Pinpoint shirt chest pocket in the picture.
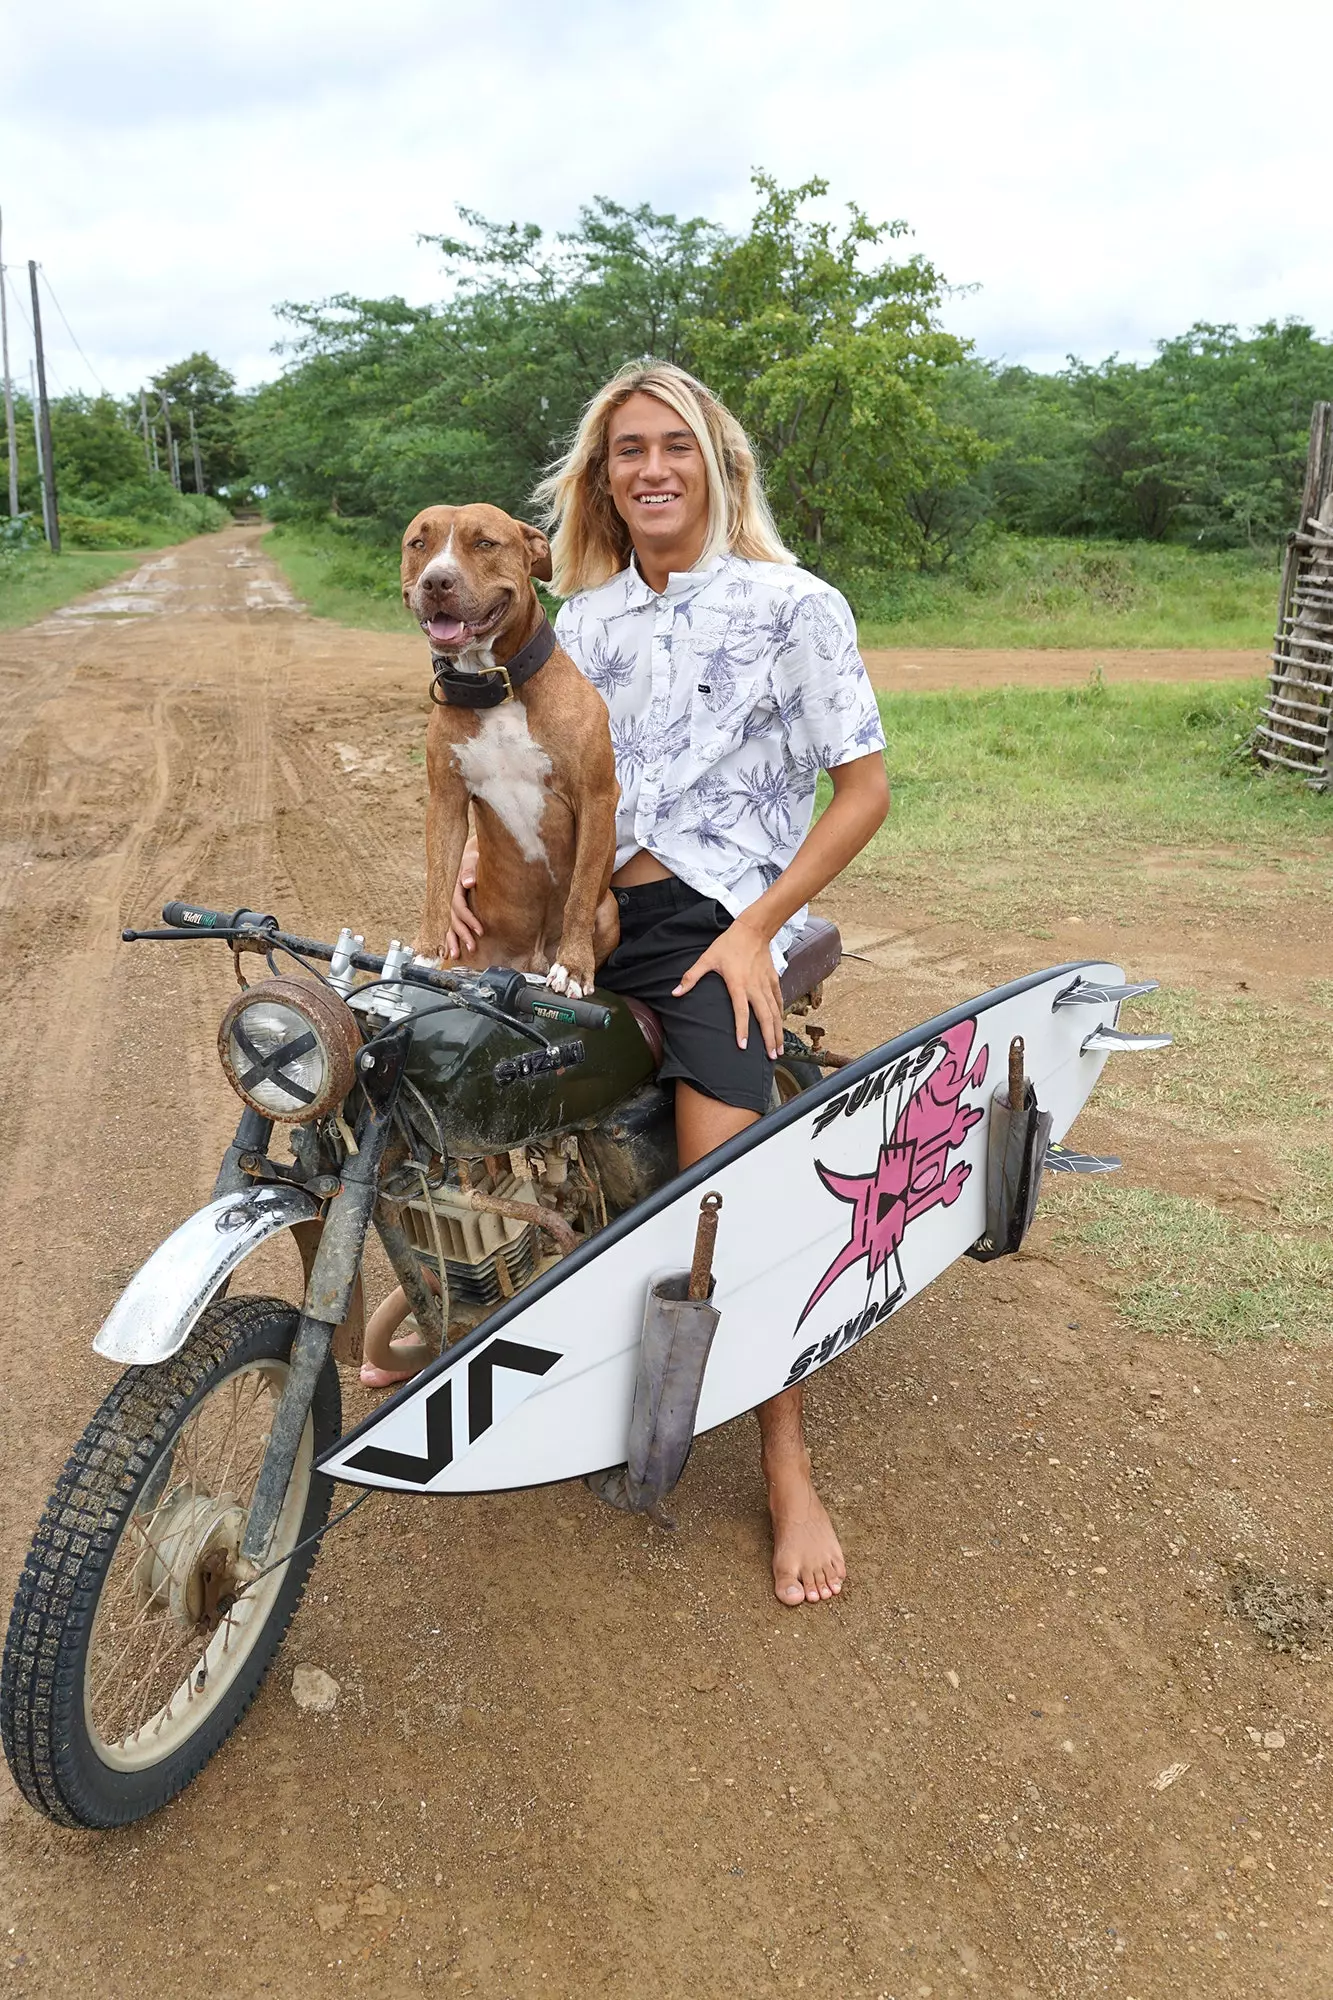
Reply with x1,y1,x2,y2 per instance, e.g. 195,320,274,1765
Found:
687,666,774,763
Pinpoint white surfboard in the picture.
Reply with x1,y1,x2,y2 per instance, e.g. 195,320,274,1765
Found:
318,961,1133,1494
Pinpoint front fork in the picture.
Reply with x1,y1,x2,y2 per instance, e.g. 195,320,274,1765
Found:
237,1025,412,1571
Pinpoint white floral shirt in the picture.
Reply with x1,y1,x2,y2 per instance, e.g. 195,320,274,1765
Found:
555,552,886,969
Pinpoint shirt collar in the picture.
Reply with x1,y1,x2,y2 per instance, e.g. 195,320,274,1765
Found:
622,550,730,607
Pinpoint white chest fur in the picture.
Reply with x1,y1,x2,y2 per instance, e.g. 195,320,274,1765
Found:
451,704,553,868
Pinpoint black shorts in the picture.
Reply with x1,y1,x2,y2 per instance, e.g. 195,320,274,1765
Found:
598,878,776,1115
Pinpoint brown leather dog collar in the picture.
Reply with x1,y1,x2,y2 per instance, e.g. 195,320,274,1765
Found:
429,617,557,708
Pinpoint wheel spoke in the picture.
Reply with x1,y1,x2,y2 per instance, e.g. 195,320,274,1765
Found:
85,1353,311,1758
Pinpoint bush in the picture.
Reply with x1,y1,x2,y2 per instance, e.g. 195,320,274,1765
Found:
60,515,155,549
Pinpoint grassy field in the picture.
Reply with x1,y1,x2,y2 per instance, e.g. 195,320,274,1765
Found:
855,535,1276,649
852,676,1327,896
264,521,1281,651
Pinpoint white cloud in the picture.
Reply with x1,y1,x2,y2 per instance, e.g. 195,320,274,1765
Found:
4,0,1329,396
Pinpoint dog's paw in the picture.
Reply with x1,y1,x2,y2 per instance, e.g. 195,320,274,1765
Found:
545,962,587,1000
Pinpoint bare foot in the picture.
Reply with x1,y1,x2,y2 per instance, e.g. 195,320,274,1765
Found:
764,1446,846,1606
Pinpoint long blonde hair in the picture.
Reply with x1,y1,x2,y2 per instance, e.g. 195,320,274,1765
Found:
534,361,793,596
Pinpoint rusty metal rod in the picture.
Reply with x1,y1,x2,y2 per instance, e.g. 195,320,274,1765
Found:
454,1187,579,1257
688,1193,722,1302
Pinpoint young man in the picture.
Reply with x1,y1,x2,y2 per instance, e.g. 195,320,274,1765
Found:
452,363,889,1605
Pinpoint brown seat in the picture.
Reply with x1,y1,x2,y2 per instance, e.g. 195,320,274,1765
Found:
621,918,842,1066
779,915,842,1010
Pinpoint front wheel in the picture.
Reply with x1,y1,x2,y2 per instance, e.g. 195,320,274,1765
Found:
2,1295,340,1828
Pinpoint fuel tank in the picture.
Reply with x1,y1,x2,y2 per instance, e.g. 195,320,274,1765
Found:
400,984,656,1157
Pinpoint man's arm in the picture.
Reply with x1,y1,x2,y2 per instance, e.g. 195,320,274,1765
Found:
673,751,890,1059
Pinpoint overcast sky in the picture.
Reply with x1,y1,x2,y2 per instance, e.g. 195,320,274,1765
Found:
4,0,1329,399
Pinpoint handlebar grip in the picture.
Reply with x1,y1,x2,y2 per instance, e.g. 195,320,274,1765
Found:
161,901,276,933
514,987,612,1032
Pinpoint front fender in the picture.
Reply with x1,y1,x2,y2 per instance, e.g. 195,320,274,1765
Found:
92,1184,321,1365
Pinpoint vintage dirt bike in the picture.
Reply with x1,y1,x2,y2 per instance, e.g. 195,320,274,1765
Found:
1,898,1167,1828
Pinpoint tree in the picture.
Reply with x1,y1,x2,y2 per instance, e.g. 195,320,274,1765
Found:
688,175,985,578
149,352,244,493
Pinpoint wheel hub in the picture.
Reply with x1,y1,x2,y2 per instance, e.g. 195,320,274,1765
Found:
130,1487,245,1631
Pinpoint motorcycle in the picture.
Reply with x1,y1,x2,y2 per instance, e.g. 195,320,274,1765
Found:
1,898,1166,1828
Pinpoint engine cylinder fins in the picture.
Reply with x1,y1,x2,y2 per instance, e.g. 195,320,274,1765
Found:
1080,1025,1173,1055
1052,977,1160,1010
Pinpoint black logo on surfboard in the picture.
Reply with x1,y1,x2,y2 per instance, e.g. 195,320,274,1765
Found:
345,1336,561,1486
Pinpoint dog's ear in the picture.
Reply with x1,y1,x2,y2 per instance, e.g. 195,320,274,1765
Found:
518,522,553,582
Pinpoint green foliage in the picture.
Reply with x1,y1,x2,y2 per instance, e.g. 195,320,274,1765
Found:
244,196,727,537
687,176,984,579
148,351,246,495
244,177,986,587
855,532,1276,647
945,322,1333,548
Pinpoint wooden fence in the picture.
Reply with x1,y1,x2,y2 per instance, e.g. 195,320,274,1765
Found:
1256,402,1333,789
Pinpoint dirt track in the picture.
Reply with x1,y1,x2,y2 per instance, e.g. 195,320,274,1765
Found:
859,646,1266,693
0,529,1329,1999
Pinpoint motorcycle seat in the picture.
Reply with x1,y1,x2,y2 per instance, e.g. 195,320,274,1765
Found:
620,916,842,1069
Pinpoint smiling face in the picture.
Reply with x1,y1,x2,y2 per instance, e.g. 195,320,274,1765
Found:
604,391,710,573
401,503,552,656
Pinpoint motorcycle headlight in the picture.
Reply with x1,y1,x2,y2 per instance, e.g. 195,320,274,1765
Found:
218,977,360,1123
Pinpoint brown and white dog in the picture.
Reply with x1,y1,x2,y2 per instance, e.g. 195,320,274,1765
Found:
402,502,619,998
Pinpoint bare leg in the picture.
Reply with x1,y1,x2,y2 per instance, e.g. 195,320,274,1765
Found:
674,1082,846,1608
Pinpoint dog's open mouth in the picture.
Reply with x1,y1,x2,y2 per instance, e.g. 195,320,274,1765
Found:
421,600,507,651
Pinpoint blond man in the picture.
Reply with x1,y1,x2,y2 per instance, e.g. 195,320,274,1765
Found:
454,363,889,1604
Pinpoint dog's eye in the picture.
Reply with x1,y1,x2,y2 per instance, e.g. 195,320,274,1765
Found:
407,537,427,550
474,537,498,550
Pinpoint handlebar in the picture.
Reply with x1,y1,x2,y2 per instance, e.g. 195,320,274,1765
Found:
127,900,613,1038
161,901,276,933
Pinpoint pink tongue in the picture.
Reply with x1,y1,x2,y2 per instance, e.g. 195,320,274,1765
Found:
428,615,469,646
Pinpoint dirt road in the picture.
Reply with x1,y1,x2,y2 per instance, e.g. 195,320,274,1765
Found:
0,530,1328,1998
859,646,1266,693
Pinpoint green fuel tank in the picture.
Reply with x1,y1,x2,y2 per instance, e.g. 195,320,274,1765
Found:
399,984,656,1158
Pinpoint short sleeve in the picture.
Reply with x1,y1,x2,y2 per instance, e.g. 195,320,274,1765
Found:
776,586,886,774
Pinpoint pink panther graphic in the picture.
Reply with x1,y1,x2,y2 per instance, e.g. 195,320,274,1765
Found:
797,1020,990,1327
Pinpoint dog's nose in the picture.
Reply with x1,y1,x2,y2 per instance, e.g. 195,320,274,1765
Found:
417,561,458,598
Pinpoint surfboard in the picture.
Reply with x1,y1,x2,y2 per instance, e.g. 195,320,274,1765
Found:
318,960,1140,1495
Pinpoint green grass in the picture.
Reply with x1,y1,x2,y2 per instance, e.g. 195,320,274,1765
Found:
1053,1183,1333,1350
263,522,410,633
269,521,1280,652
858,679,1329,881
855,535,1276,650
1089,988,1333,1140
0,545,168,630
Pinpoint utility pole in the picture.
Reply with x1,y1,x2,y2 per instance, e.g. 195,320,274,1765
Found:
138,388,153,472
28,260,59,551
0,212,19,519
29,363,51,544
188,405,205,494
159,392,179,492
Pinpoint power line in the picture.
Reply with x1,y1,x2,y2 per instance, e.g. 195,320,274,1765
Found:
39,268,110,397
2,271,66,394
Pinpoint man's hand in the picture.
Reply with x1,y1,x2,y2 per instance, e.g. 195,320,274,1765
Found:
673,913,782,1060
445,836,482,961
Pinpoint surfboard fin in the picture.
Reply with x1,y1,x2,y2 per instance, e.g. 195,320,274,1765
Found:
1053,977,1160,1008
1080,1025,1173,1054
1045,1143,1122,1174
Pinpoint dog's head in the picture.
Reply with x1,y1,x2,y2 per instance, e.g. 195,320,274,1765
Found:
401,503,553,656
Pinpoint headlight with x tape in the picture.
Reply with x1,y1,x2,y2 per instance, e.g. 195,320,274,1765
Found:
217,976,362,1122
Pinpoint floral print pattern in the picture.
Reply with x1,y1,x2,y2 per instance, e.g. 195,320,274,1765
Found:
555,554,886,969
